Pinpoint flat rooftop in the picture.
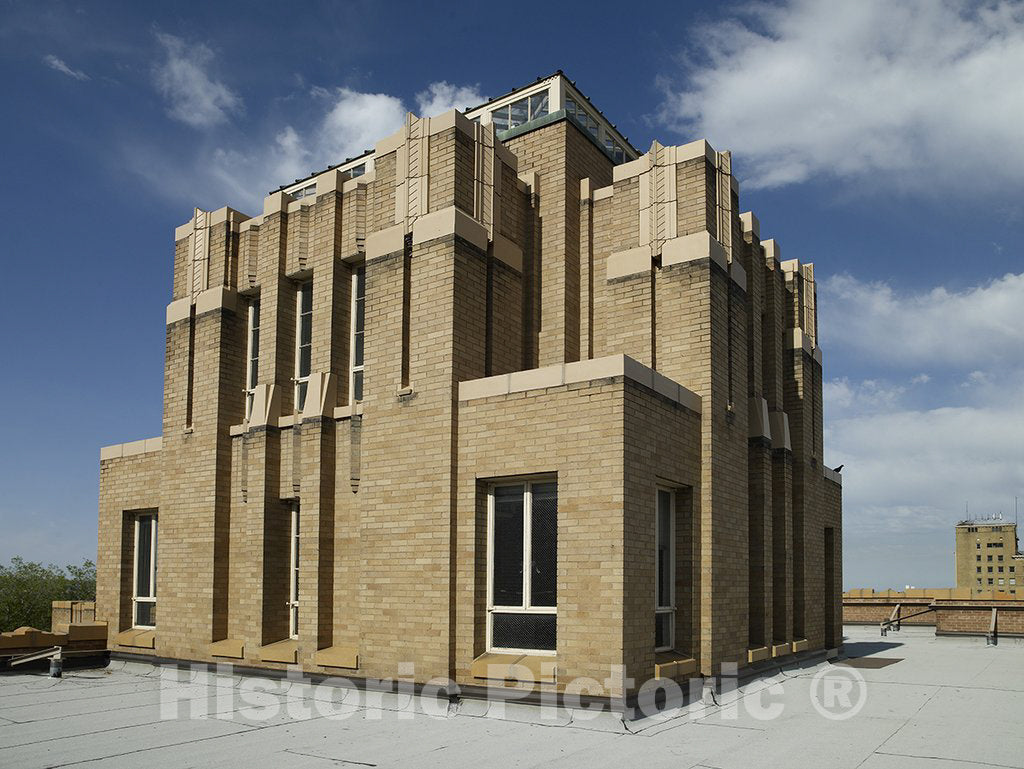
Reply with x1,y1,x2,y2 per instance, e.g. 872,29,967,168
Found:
2,625,1023,768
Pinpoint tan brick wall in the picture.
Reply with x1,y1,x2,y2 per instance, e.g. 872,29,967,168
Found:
98,98,841,692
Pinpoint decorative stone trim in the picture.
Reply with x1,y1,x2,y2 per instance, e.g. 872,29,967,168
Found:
458,354,702,414
100,437,162,461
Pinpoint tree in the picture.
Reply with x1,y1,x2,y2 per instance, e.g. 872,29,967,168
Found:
0,558,96,632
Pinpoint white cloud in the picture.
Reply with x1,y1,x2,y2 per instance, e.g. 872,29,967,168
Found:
415,81,485,118
43,54,89,81
128,80,481,214
660,0,1024,192
153,33,242,128
822,271,1024,588
819,272,1024,368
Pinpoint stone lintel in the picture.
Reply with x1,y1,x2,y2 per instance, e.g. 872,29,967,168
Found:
411,206,489,253
739,211,760,238
661,231,728,273
606,246,651,280
365,223,406,260
769,411,792,451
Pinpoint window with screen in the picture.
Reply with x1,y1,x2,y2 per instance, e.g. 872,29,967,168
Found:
488,480,557,653
133,513,157,628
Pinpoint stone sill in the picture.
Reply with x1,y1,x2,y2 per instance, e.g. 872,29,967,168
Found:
471,652,557,683
114,628,155,649
259,639,298,664
654,652,698,679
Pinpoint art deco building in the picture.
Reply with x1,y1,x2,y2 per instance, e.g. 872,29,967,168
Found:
96,72,842,703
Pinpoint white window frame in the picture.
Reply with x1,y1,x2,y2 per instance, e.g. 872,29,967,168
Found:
132,513,157,629
655,487,676,652
294,281,312,412
288,504,299,639
486,478,557,655
244,297,260,420
349,264,365,404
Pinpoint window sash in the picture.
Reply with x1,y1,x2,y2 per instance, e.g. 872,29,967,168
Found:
486,479,557,654
349,265,365,404
294,282,312,411
245,298,260,419
655,488,675,651
132,513,157,629
288,505,299,639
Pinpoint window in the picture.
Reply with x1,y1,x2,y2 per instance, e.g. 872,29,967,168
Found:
487,480,557,653
245,298,260,419
655,488,676,651
988,567,993,572
977,579,982,585
288,504,299,639
349,264,366,403
489,91,549,133
999,578,1005,585
976,555,981,561
1011,578,1017,585
988,555,993,561
294,282,312,411
290,182,316,200
988,578,994,585
603,136,627,164
977,567,981,573
133,513,157,628
347,163,366,178
1011,567,1016,573
564,97,599,138
999,567,1004,573
999,555,1004,561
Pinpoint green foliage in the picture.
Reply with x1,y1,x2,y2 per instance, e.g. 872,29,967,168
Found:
0,557,96,632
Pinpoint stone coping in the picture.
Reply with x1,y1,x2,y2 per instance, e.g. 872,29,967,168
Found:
100,437,162,461
458,354,701,414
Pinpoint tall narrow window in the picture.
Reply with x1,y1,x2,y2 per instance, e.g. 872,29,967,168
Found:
655,488,675,651
288,504,299,639
133,513,157,628
294,282,312,411
245,298,260,419
487,480,557,653
349,265,365,403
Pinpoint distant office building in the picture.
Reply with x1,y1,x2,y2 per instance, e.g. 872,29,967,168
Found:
96,72,842,703
955,518,1022,595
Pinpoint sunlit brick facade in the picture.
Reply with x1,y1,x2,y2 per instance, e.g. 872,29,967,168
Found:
96,72,842,703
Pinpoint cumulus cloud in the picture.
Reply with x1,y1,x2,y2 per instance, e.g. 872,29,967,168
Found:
415,81,485,118
43,54,89,81
822,271,1024,588
660,0,1024,192
819,271,1024,367
130,79,481,213
153,33,242,128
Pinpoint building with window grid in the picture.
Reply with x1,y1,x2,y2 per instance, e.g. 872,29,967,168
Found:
96,71,842,703
955,519,1022,595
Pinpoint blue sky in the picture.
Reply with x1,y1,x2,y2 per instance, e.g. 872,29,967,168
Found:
1,0,1022,590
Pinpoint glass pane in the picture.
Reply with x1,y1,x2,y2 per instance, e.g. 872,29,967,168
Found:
251,299,260,328
655,611,672,649
299,346,311,377
300,283,313,313
565,97,577,117
492,612,555,652
355,265,366,299
353,370,363,402
354,331,364,367
250,329,259,360
530,482,557,607
491,106,509,132
246,392,254,417
529,92,548,120
355,297,365,332
509,98,528,128
350,164,365,178
300,318,312,346
492,485,524,606
657,490,672,608
296,381,308,411
135,601,155,627
136,517,152,598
